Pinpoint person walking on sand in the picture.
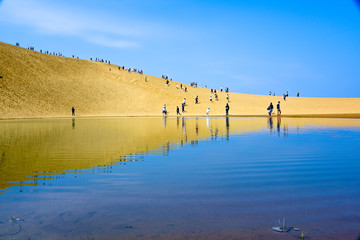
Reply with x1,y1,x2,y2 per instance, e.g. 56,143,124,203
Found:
210,96,213,102
195,96,199,104
277,101,281,115
206,108,210,115
182,103,185,112
72,107,75,116
183,98,186,106
176,84,179,89
162,104,167,115
297,92,300,97
267,102,274,116
225,103,230,115
226,94,229,102
176,106,181,115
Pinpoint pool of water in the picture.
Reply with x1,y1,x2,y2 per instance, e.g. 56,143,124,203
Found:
0,117,359,240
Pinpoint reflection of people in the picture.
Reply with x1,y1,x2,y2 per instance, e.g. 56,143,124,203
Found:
163,115,167,128
72,118,75,129
277,116,281,136
182,117,186,133
226,117,230,141
268,117,273,131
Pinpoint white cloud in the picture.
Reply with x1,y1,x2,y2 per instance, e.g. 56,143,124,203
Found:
0,0,144,48
87,35,140,48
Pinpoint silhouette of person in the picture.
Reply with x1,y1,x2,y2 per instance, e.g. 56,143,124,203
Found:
72,107,75,116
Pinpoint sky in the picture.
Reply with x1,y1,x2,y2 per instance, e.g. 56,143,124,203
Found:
0,0,359,97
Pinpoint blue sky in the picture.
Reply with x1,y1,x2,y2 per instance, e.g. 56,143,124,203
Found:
0,0,359,97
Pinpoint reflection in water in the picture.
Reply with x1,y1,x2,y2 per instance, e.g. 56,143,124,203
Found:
196,118,199,136
226,117,230,141
163,116,167,128
1,117,360,240
182,117,186,134
1,117,360,191
268,117,273,135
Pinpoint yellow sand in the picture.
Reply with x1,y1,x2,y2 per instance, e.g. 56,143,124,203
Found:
1,41,360,118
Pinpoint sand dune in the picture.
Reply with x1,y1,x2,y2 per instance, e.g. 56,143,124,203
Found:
1,41,360,119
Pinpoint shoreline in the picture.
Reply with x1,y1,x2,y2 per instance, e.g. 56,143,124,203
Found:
1,113,360,121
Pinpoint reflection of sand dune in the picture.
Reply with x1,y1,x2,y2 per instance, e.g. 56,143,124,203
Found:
1,117,360,191
1,41,360,118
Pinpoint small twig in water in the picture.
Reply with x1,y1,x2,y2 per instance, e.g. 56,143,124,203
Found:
0,224,22,237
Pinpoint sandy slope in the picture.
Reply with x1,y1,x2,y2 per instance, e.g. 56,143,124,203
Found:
1,41,360,119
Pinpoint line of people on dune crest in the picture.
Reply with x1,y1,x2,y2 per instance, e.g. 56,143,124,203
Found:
15,42,146,74
269,90,300,99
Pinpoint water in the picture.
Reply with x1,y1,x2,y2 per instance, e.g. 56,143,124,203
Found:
0,117,360,240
